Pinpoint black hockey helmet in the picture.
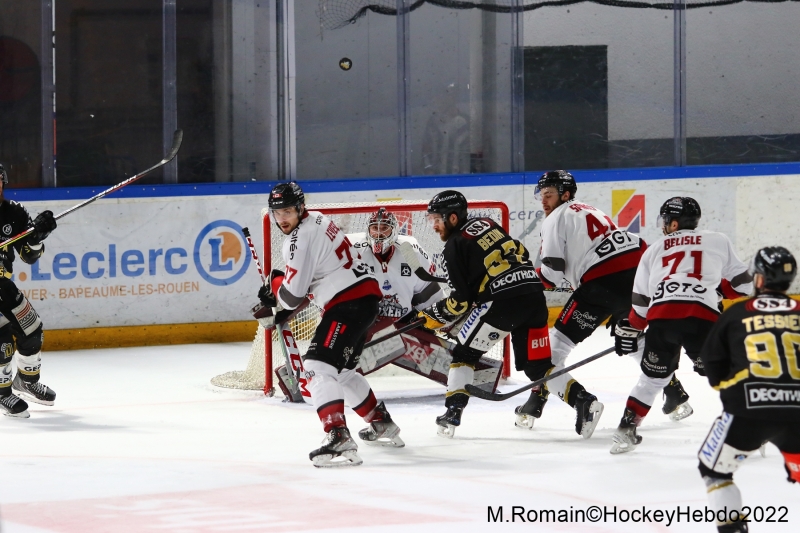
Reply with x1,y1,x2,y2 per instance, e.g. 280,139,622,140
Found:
427,190,468,223
658,196,701,231
537,170,577,200
268,181,305,211
751,246,796,292
0,163,7,185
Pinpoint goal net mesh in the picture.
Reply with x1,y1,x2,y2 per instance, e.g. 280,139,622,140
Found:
211,199,510,395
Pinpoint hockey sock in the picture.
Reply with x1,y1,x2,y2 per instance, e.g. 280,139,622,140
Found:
446,362,474,398
623,397,650,426
317,400,347,432
781,451,800,483
16,351,42,383
545,330,581,403
629,372,670,413
353,390,379,422
703,476,743,527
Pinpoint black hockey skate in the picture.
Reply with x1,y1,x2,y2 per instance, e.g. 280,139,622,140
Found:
662,376,693,421
309,427,362,468
12,374,55,406
514,387,549,430
718,521,749,533
0,392,29,418
436,406,463,439
358,401,404,447
573,390,603,439
610,408,643,454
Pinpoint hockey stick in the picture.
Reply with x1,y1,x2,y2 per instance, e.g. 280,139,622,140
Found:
0,129,184,249
396,241,447,283
363,318,426,349
242,226,298,393
465,346,615,401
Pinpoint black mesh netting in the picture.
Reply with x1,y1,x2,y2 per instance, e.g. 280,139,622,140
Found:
319,0,799,30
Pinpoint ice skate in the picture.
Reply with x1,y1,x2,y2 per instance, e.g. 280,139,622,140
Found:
12,374,55,406
574,390,603,439
610,408,643,454
662,376,693,421
514,387,549,430
436,405,463,439
0,393,29,418
610,424,643,454
718,521,749,533
309,427,362,468
358,401,405,447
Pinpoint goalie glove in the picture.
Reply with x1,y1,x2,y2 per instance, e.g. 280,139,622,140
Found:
614,318,643,356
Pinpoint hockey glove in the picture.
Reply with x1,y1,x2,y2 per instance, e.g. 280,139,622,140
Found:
27,210,57,245
258,284,277,308
252,301,291,329
417,307,448,330
614,318,643,356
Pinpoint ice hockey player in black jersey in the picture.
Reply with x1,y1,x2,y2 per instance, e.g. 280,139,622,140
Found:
418,190,549,437
0,163,58,418
697,246,800,533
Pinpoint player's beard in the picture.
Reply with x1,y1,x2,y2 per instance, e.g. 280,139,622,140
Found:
437,219,457,241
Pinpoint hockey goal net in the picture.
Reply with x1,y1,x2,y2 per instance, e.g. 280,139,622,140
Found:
211,199,511,396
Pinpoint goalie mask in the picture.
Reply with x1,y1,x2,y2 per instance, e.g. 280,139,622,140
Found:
366,208,398,256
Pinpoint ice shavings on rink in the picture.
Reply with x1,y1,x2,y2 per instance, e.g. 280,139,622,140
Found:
0,328,795,532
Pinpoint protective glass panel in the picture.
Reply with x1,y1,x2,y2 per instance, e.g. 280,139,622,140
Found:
295,5,399,180
686,4,800,165
0,2,44,188
523,5,674,170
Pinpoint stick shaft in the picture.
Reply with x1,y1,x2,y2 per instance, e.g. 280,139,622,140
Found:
466,346,615,401
364,318,426,348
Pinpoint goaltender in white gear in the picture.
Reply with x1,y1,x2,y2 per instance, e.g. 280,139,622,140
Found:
349,208,444,375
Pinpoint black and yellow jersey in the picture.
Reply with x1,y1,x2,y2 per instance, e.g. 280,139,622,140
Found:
434,217,542,323
0,199,39,274
701,292,800,421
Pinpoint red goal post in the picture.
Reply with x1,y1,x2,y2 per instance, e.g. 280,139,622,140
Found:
211,199,511,396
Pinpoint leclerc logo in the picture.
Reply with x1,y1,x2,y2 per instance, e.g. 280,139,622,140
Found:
193,220,250,286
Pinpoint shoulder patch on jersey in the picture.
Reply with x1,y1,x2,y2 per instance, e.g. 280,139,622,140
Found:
746,297,799,312
462,219,492,237
2,224,10,235
400,263,412,276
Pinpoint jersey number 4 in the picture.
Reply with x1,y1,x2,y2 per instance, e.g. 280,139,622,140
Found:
586,213,617,240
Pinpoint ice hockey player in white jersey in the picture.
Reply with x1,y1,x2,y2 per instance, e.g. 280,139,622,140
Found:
610,197,753,454
350,208,443,323
520,170,650,438
257,182,404,467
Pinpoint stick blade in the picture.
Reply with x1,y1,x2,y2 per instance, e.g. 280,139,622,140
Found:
465,383,507,401
165,129,183,162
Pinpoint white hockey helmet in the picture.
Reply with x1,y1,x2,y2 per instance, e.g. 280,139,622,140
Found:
366,208,398,256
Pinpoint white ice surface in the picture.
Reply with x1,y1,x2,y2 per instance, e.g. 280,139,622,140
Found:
0,328,795,532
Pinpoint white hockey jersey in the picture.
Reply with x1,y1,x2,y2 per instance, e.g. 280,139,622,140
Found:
538,200,646,290
628,229,753,329
349,233,443,319
275,211,381,312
